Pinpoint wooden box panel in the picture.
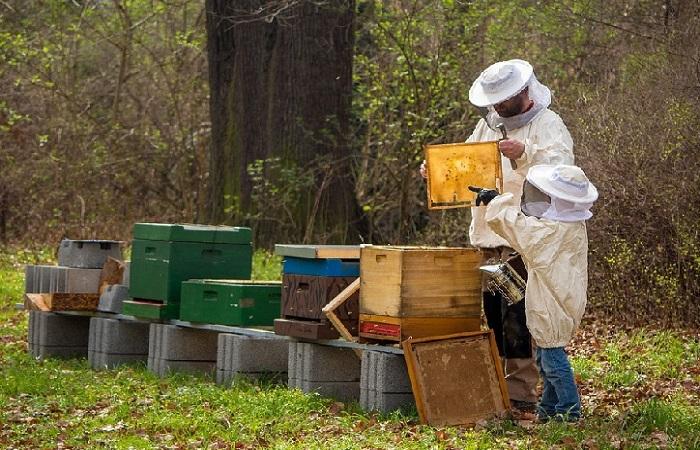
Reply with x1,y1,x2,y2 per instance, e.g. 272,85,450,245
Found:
281,274,358,321
403,331,509,426
359,314,481,342
425,141,503,210
360,246,482,318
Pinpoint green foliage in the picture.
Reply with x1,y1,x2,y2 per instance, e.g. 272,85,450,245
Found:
252,249,282,281
0,0,209,244
572,330,700,389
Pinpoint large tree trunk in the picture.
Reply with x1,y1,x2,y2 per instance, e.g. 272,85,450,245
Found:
205,0,359,245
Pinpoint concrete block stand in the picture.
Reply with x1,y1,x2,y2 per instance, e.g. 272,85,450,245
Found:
216,333,288,385
24,265,101,294
360,350,415,414
97,284,129,314
148,324,218,377
57,239,123,269
288,341,361,403
27,311,90,359
88,317,150,370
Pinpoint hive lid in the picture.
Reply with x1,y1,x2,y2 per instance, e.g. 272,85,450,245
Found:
132,223,252,244
274,244,360,259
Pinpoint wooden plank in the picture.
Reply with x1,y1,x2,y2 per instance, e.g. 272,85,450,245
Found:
322,278,360,347
402,331,509,426
274,244,360,259
24,293,50,311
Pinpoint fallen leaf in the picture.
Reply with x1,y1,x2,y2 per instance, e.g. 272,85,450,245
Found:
328,401,345,415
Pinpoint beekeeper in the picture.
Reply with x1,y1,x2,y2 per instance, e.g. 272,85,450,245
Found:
472,164,598,421
420,59,575,410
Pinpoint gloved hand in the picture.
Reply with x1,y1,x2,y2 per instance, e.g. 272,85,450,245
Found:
468,186,499,206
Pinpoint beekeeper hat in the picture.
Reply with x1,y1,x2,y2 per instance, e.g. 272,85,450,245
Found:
526,165,599,204
469,59,533,107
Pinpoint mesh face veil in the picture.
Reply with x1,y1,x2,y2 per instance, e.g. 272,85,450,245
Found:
521,180,551,218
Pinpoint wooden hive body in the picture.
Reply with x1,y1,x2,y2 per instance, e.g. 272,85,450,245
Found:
272,245,361,340
359,246,482,341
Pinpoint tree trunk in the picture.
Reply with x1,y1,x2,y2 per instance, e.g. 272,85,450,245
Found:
205,0,359,244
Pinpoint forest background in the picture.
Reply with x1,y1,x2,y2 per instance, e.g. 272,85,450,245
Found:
0,0,698,327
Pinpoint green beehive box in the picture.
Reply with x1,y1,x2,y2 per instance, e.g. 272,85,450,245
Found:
179,279,282,326
127,223,252,319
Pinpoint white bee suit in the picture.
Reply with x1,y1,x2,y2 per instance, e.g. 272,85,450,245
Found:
467,109,575,248
484,193,588,348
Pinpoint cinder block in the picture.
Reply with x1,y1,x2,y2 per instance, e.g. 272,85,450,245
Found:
216,370,285,386
28,311,90,347
38,265,53,293
24,265,36,294
32,345,88,359
300,380,360,403
89,351,147,370
359,351,414,413
286,341,361,402
217,334,288,373
300,343,361,382
97,284,129,313
150,324,219,361
25,265,101,294
360,389,415,413
150,359,216,377
57,239,123,269
147,323,219,378
88,317,149,354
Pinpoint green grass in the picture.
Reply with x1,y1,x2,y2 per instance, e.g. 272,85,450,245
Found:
1,247,699,449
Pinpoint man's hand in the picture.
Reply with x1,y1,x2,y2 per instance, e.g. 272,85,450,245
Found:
468,186,499,206
419,160,427,179
498,138,525,160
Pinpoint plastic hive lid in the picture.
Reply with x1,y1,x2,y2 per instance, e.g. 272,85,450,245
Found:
132,223,252,244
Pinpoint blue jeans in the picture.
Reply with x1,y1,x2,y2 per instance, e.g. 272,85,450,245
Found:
536,347,581,420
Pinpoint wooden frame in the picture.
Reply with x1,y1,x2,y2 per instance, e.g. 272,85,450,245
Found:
402,330,510,426
424,141,503,210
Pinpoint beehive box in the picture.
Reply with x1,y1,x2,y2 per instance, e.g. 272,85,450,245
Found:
359,246,482,341
125,223,252,320
179,279,281,327
273,244,360,340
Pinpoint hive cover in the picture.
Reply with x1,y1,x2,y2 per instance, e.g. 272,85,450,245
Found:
424,141,503,209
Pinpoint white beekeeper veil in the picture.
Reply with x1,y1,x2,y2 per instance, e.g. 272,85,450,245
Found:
469,59,551,131
521,165,599,222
